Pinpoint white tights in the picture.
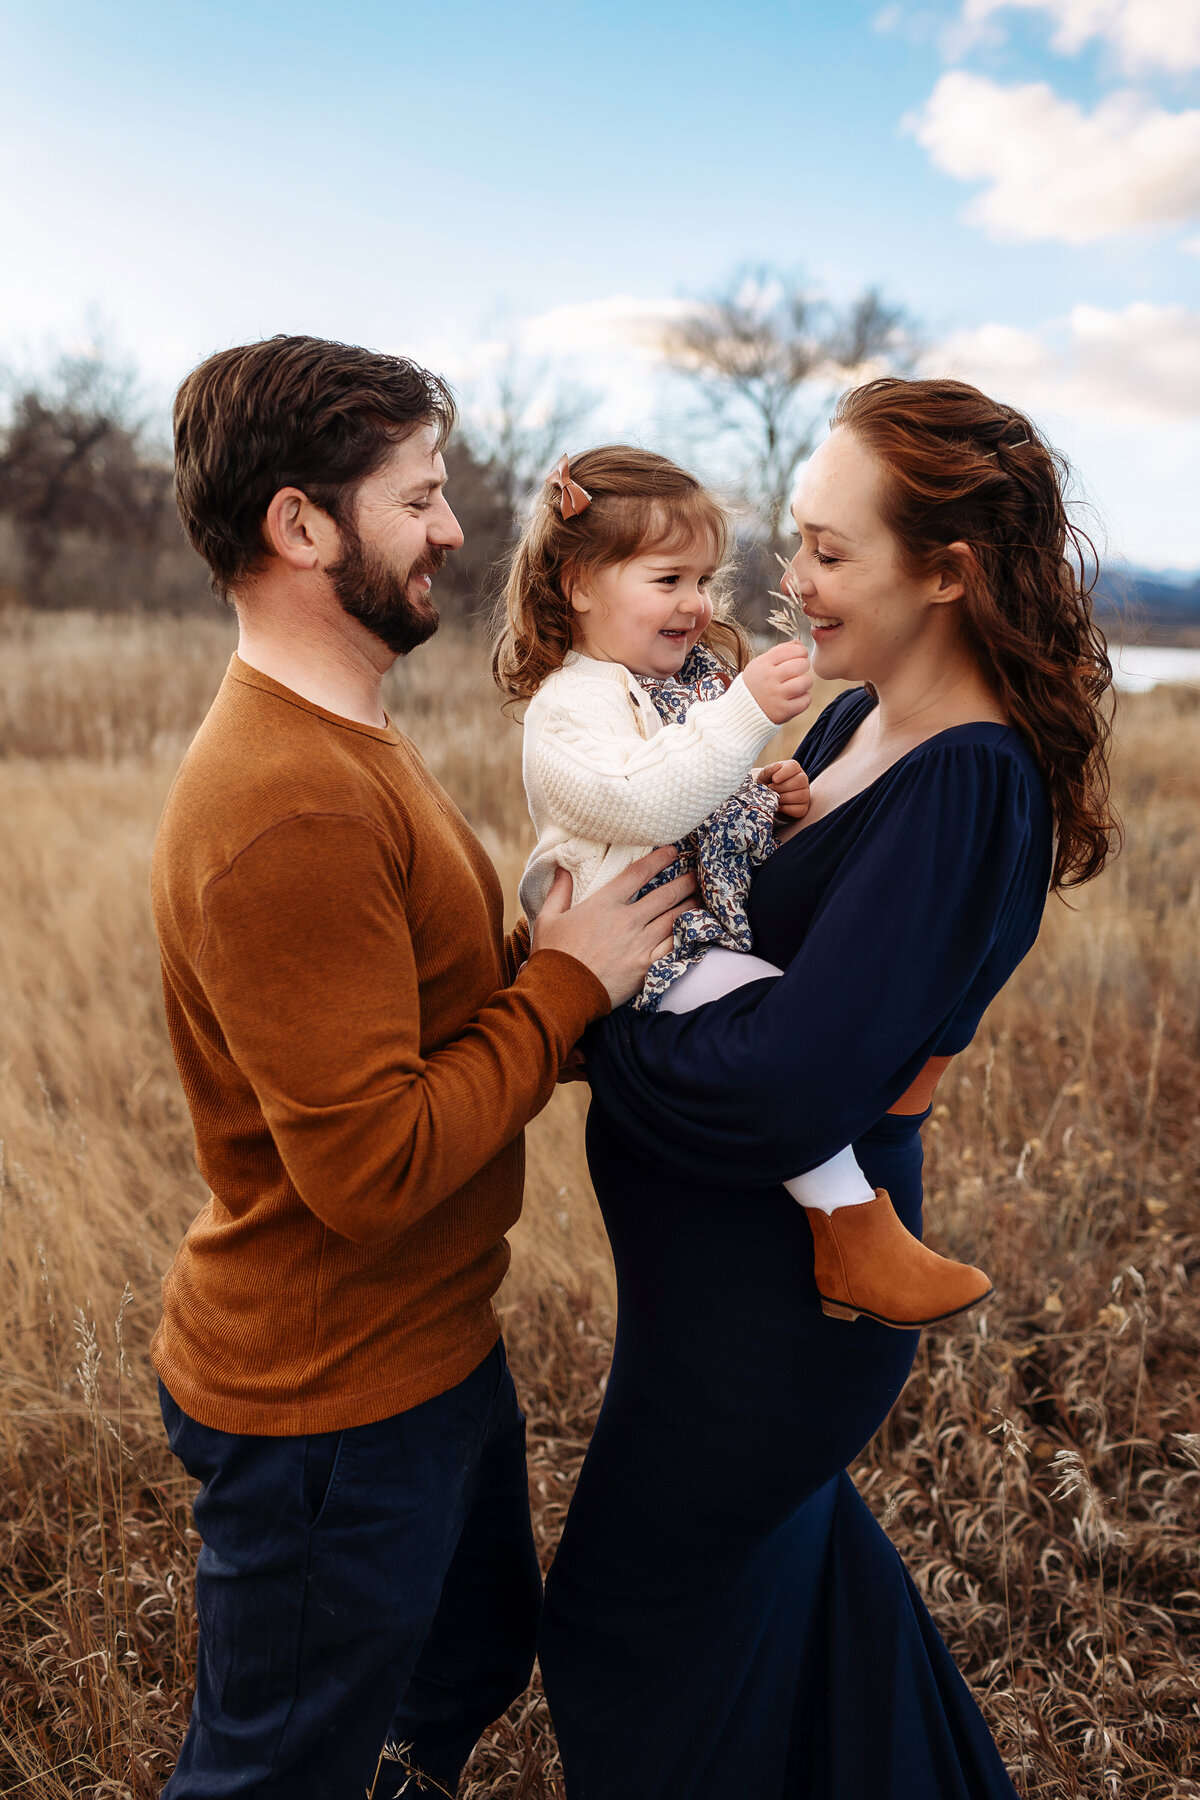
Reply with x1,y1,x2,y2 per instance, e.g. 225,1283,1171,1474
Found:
658,949,876,1214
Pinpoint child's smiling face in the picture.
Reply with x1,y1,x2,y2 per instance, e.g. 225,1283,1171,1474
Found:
567,534,718,678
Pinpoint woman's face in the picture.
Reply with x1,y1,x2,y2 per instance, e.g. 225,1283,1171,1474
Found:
783,428,958,687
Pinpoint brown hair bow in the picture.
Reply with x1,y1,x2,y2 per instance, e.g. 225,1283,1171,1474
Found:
549,453,592,518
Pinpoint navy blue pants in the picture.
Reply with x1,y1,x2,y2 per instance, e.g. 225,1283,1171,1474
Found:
159,1341,541,1799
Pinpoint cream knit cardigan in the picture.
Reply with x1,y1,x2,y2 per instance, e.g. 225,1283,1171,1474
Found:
518,650,778,923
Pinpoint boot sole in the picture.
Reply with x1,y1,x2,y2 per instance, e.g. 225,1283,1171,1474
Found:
819,1285,995,1329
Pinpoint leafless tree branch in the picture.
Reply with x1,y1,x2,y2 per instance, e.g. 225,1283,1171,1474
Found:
660,267,921,547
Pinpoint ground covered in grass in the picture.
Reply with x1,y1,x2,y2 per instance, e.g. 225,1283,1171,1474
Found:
1,612,1197,1796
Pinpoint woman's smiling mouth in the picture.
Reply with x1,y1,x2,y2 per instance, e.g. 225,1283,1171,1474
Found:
804,611,843,635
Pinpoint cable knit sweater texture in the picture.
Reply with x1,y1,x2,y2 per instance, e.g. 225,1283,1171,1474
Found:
518,651,778,922
150,656,609,1436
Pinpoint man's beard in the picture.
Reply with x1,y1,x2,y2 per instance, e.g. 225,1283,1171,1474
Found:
328,520,446,656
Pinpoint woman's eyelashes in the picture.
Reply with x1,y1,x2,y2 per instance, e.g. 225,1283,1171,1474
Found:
795,534,841,567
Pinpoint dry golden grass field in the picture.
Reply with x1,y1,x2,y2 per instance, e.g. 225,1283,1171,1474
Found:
1,606,1198,1798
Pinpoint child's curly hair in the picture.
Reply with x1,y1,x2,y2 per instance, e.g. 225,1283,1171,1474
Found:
492,445,750,704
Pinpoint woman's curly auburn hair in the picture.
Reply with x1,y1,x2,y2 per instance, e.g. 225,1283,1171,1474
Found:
832,377,1119,892
492,446,749,705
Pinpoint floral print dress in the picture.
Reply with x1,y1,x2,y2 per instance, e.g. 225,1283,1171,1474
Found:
632,643,778,1012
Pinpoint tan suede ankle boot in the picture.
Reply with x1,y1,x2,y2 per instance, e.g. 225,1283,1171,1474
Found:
806,1191,993,1329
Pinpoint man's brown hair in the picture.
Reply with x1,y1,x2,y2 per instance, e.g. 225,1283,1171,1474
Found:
173,335,455,597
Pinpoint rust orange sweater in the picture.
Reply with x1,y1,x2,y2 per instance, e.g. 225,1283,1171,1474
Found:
150,656,609,1435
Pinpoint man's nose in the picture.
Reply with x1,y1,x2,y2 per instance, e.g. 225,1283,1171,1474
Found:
431,499,465,550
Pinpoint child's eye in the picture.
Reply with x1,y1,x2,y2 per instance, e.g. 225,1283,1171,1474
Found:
656,575,680,586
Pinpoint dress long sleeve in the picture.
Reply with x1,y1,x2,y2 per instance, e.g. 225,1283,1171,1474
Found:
585,734,1049,1188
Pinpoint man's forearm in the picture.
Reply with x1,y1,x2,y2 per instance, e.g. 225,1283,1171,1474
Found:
259,948,607,1243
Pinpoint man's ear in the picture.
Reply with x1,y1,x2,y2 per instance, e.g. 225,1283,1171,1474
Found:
930,541,975,607
262,487,340,571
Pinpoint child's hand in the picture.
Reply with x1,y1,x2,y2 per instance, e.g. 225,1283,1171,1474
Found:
758,759,811,820
741,641,812,725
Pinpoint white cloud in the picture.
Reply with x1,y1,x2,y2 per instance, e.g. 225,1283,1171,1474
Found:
909,71,1200,240
962,0,1200,75
513,296,694,361
932,301,1200,420
408,296,697,445
930,304,1200,568
408,295,1200,569
408,297,689,380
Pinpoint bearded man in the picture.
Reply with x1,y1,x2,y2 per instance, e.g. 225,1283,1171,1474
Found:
152,335,690,1799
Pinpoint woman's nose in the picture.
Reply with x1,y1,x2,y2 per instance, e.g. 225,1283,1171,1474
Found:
785,560,815,599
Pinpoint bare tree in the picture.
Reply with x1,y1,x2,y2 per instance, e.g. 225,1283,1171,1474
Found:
661,269,920,551
461,351,598,525
0,348,190,607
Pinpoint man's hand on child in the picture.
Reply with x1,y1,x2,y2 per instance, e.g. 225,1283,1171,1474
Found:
758,759,811,820
532,850,698,1009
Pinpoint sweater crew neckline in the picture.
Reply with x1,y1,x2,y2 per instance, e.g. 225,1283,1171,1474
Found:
561,651,640,685
230,654,404,744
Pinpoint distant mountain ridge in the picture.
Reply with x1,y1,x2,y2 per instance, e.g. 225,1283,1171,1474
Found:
1094,566,1200,644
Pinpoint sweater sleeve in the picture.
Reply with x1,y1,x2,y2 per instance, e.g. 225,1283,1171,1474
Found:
197,813,609,1243
502,915,532,982
535,672,778,847
585,740,1044,1187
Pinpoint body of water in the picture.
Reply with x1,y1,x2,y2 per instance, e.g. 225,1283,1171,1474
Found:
1111,645,1200,693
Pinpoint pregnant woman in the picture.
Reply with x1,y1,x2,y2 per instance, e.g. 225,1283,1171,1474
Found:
538,378,1118,1797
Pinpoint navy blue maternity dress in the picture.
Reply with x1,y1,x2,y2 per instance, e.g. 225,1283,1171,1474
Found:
538,687,1054,1800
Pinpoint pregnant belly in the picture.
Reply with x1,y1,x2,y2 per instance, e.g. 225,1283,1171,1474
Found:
583,1104,924,1540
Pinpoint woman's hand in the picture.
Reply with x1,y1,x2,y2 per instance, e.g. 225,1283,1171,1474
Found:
741,641,813,725
758,759,811,820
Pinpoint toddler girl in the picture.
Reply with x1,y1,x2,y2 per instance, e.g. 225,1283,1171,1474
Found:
492,446,992,1329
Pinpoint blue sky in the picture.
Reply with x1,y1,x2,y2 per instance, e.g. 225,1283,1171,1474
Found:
2,0,1198,566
